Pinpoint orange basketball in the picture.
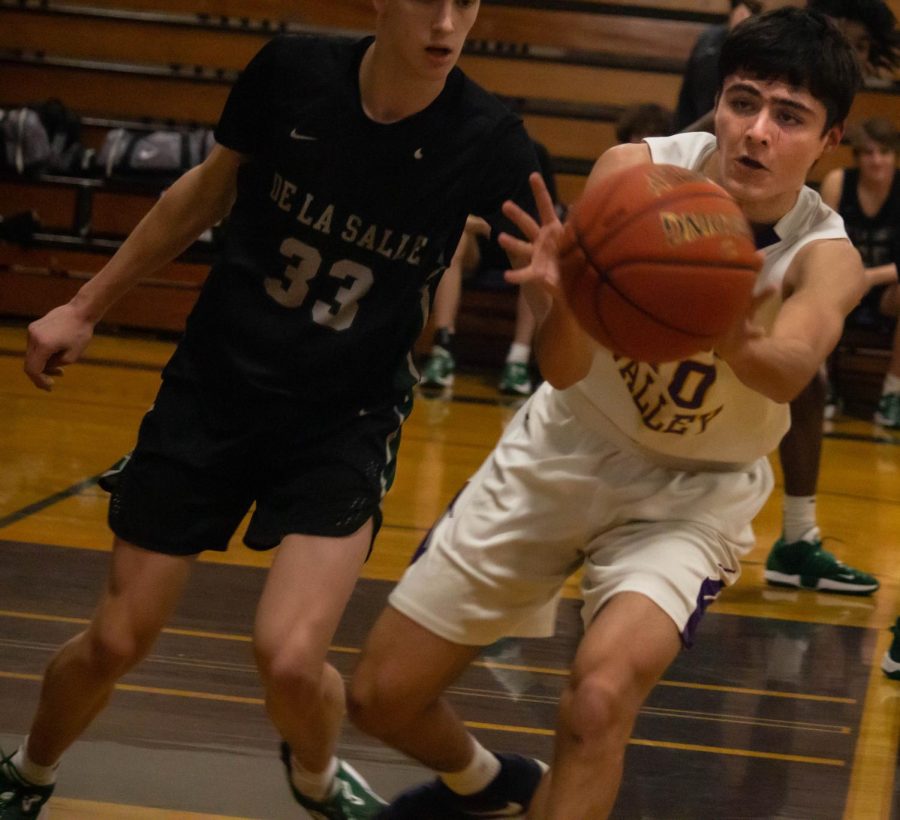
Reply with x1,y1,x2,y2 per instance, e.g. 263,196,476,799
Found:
559,162,762,362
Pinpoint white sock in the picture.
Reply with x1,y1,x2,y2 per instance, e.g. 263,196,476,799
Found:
11,739,58,786
289,754,339,802
439,740,501,796
506,343,531,365
883,373,900,395
782,495,819,544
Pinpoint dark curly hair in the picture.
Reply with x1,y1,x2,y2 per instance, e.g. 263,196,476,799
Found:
808,0,900,72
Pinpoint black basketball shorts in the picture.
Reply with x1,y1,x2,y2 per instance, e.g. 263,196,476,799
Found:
108,377,405,556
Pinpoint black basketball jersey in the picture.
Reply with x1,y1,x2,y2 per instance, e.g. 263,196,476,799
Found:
839,167,900,268
166,35,539,417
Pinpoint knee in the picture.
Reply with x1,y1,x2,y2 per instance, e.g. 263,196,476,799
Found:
83,623,150,679
346,657,417,740
254,641,323,704
560,672,635,748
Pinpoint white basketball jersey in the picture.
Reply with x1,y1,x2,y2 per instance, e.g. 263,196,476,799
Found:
563,132,849,467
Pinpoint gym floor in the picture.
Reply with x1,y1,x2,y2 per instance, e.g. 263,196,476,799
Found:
1,321,899,819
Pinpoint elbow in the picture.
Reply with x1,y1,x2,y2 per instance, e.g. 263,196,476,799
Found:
760,372,812,404
536,352,591,391
544,371,581,391
769,384,800,405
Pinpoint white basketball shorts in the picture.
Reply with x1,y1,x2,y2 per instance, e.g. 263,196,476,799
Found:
389,384,774,646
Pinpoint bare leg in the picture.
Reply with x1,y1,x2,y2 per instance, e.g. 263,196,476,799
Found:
253,523,372,773
531,592,681,820
887,318,900,378
880,285,900,378
28,539,193,765
348,606,482,771
779,372,825,498
512,288,537,347
432,261,463,334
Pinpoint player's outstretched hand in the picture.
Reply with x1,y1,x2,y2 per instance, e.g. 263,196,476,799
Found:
24,303,95,391
499,172,563,298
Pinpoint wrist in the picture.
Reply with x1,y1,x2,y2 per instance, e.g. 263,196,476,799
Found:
68,288,105,325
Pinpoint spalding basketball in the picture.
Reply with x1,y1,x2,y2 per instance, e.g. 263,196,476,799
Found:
559,162,762,362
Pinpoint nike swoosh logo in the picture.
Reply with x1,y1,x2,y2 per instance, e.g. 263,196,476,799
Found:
468,804,524,818
290,129,317,141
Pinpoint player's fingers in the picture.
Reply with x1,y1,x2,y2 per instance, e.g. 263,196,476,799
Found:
23,342,53,390
504,265,535,285
498,231,532,259
528,172,557,226
501,199,540,241
24,368,53,390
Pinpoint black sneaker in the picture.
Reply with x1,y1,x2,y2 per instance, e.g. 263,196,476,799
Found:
379,753,547,819
0,751,54,819
280,742,386,820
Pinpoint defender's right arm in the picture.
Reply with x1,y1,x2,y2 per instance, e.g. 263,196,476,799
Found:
24,144,243,390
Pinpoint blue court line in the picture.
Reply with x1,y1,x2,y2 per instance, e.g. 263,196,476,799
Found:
0,475,103,530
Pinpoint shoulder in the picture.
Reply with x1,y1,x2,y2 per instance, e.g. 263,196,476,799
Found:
786,236,862,296
248,33,359,77
445,73,534,159
644,132,716,169
452,70,521,127
584,142,651,189
818,167,845,209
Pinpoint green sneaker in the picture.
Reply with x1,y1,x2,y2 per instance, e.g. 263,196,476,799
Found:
498,362,532,396
882,618,900,680
0,751,54,819
875,392,900,428
764,537,879,595
280,743,386,819
420,346,455,388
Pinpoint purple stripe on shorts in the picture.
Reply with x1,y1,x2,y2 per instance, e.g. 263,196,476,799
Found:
682,577,725,647
409,481,468,565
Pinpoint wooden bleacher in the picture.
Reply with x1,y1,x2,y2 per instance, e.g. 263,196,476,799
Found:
1,0,899,372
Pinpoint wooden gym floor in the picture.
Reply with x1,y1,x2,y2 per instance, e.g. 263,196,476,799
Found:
1,319,900,819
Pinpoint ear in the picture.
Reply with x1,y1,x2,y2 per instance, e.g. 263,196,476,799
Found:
821,122,844,155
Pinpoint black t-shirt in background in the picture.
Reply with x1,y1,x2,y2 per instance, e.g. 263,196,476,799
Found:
839,166,900,326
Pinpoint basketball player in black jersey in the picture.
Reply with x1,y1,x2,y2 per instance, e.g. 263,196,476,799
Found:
8,2,541,818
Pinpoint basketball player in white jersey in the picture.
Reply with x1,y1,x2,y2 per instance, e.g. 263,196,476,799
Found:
347,9,866,819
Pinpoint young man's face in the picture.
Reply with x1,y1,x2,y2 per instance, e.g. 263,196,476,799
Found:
374,0,480,81
712,74,842,220
857,138,897,184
